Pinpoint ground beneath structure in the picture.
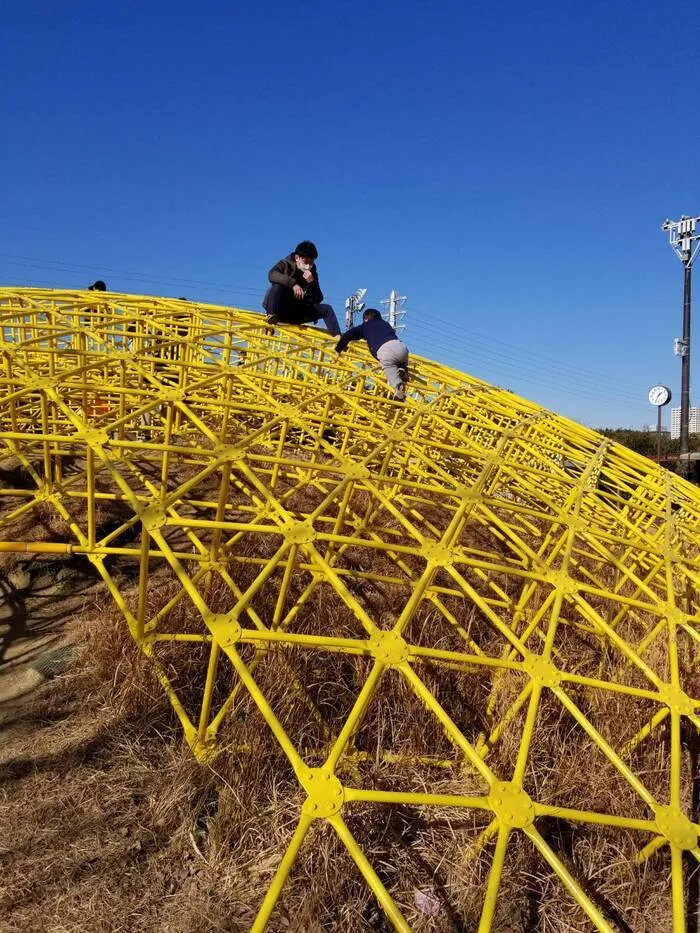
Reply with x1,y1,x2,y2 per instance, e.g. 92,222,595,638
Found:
0,287,698,931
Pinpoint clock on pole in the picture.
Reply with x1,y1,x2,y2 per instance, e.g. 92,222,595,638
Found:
648,384,672,461
648,384,671,407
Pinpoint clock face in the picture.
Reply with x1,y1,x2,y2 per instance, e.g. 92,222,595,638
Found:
648,385,671,406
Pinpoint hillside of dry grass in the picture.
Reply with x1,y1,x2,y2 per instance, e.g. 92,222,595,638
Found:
0,423,698,933
1,548,696,932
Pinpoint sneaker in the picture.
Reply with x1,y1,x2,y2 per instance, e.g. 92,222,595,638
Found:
393,385,406,402
265,313,279,326
397,365,409,384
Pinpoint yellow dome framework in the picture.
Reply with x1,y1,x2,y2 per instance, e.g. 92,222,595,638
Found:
0,287,698,930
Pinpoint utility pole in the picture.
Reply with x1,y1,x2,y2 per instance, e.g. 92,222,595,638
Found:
662,215,700,474
344,288,367,329
380,289,407,336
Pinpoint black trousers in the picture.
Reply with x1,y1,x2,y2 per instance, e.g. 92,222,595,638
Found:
263,284,318,324
262,284,341,336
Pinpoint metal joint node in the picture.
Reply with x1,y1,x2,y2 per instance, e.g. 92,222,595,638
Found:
140,636,155,656
206,612,242,648
300,768,345,818
546,570,578,596
653,805,698,850
488,780,535,829
344,462,370,481
214,444,245,464
420,541,455,567
523,654,560,687
200,559,227,575
192,734,219,763
276,404,305,426
368,630,409,666
283,521,316,545
658,684,696,716
139,506,167,531
81,428,110,447
159,388,186,402
664,606,685,628
32,376,57,390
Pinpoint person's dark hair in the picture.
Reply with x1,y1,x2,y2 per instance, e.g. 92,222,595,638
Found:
88,280,107,291
363,308,381,321
294,240,318,260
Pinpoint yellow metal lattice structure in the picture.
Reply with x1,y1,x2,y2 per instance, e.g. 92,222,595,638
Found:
0,287,698,930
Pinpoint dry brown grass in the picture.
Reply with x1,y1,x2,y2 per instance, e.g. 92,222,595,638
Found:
1,583,695,932
0,460,697,932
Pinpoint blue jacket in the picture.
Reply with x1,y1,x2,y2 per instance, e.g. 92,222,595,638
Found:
335,318,399,358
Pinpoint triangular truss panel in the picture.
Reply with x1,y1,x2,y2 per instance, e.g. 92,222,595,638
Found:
1,288,698,931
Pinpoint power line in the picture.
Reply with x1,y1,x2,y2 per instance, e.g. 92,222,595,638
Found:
412,332,644,413
0,252,645,392
0,254,267,300
405,319,646,404
405,304,645,395
0,253,649,418
0,252,350,305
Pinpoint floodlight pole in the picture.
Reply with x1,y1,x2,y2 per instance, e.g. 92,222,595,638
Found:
662,215,700,474
681,259,692,462
345,288,367,329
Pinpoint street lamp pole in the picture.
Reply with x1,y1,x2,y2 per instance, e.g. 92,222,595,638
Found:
662,215,700,473
681,259,692,460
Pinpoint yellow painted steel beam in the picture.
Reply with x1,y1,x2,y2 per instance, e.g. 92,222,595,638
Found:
0,287,698,931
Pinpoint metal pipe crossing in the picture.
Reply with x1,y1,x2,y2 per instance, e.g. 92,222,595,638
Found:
0,288,698,930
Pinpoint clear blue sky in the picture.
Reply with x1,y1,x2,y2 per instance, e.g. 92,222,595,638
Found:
2,0,699,429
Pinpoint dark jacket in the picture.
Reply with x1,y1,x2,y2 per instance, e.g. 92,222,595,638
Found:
268,253,324,305
335,318,400,358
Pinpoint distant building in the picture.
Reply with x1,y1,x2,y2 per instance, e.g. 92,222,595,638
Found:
670,406,700,439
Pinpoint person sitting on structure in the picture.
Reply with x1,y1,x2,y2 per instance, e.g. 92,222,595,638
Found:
335,308,409,401
83,279,108,329
262,240,341,336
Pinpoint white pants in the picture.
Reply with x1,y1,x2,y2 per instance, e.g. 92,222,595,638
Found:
376,339,409,390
